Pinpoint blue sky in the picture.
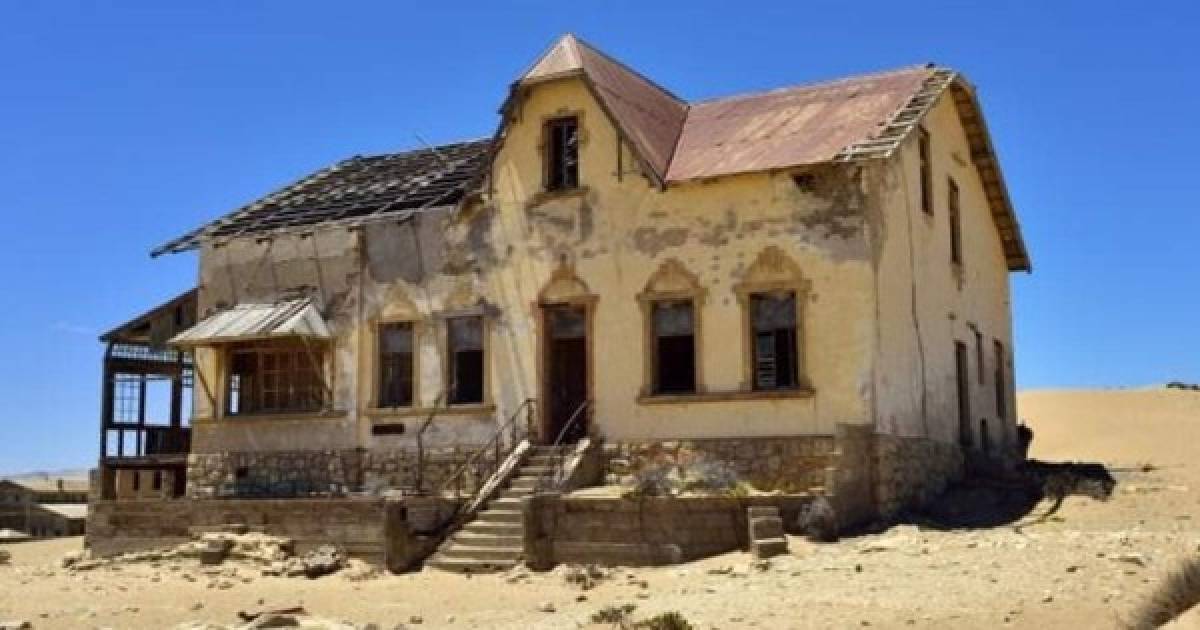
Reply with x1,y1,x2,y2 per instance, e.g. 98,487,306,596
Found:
1,2,1196,474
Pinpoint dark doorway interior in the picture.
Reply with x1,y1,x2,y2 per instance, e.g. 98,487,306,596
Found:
545,305,588,444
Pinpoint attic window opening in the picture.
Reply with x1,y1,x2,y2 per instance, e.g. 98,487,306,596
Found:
948,176,963,265
545,116,580,191
447,316,485,405
792,173,817,192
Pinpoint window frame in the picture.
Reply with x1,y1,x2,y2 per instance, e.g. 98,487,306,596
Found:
222,339,329,417
746,291,802,392
994,339,1007,420
918,127,933,216
645,298,701,396
543,115,581,193
374,319,419,409
733,249,811,394
443,314,488,407
636,261,707,399
948,176,963,266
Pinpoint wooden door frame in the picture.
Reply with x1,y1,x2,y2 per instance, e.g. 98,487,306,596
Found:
534,297,596,444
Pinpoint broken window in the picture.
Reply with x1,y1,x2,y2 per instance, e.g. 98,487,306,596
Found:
994,340,1007,420
948,177,963,265
919,128,933,215
378,322,415,407
447,316,484,405
750,292,799,390
651,300,696,394
226,341,325,415
545,116,579,191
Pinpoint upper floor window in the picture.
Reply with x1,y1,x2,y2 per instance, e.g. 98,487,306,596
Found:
226,341,325,415
918,128,933,215
545,116,579,191
948,176,963,265
378,321,415,408
750,292,799,391
651,300,696,395
446,316,485,405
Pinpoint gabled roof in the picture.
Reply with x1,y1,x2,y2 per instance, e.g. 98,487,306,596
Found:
152,139,491,256
516,34,687,185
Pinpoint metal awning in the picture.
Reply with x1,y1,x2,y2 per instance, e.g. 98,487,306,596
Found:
168,298,331,347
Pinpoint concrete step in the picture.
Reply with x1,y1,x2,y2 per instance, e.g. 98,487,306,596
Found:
525,454,559,466
452,531,523,548
489,497,523,510
425,554,517,574
438,544,523,562
467,521,523,536
497,489,534,501
474,509,522,524
517,465,556,476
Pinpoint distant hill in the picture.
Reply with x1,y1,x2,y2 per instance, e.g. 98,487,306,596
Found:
1,469,91,483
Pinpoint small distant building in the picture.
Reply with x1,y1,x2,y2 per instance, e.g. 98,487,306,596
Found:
0,479,89,537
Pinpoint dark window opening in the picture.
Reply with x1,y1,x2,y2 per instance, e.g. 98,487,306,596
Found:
226,341,325,415
980,419,991,454
975,329,985,384
652,301,696,394
546,117,579,191
131,471,141,492
447,316,484,405
955,341,972,447
152,470,163,491
948,177,963,265
994,340,1007,420
378,322,415,407
750,292,798,390
918,128,933,215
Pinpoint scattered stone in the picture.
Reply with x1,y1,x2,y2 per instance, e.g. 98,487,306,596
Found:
0,550,10,565
537,602,556,613
238,603,307,622
1113,552,1148,567
408,615,423,625
300,545,347,579
0,622,31,630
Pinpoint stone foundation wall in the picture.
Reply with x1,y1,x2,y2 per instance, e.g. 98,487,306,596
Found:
86,496,458,571
524,494,814,567
186,448,498,499
874,434,964,518
601,436,837,494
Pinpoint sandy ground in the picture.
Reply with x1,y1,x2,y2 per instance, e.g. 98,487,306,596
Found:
2,387,1199,629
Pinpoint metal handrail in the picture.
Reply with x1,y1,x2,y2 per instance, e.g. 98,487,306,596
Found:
413,392,446,495
535,399,591,492
441,398,536,497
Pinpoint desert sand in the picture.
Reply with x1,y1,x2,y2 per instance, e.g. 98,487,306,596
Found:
1,387,1198,629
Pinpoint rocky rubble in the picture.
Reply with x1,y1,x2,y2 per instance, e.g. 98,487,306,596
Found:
64,532,356,580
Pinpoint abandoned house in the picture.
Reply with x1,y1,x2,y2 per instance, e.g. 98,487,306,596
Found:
89,35,1030,571
0,480,88,538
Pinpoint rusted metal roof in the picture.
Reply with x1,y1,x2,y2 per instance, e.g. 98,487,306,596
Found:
666,66,933,182
169,297,330,347
152,139,491,256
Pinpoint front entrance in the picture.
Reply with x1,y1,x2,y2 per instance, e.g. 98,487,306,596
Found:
542,304,589,444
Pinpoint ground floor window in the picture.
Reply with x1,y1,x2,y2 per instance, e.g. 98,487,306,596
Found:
750,292,799,390
447,316,484,405
651,300,696,394
226,340,326,415
378,321,415,407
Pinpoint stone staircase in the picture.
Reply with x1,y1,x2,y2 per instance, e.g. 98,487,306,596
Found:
426,445,567,573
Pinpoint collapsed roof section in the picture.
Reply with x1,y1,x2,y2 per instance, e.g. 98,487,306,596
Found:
152,34,1029,271
152,139,491,256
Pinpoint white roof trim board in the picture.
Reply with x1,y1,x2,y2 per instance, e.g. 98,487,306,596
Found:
169,298,331,347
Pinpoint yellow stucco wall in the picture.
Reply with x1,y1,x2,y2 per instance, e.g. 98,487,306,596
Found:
184,74,1020,454
870,95,1018,449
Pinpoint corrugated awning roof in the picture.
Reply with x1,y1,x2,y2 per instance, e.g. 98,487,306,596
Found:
169,298,330,347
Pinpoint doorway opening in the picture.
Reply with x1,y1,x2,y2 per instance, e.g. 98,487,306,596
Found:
542,304,589,444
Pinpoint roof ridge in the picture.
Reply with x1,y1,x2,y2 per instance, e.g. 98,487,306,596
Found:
350,137,492,162
570,34,687,105
687,63,935,107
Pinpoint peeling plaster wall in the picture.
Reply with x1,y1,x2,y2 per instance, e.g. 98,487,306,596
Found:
481,77,880,440
869,95,1018,453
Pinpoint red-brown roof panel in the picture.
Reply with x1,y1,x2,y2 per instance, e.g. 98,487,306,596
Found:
666,66,933,182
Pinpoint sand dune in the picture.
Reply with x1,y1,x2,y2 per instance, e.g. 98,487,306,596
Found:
1020,387,1200,468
